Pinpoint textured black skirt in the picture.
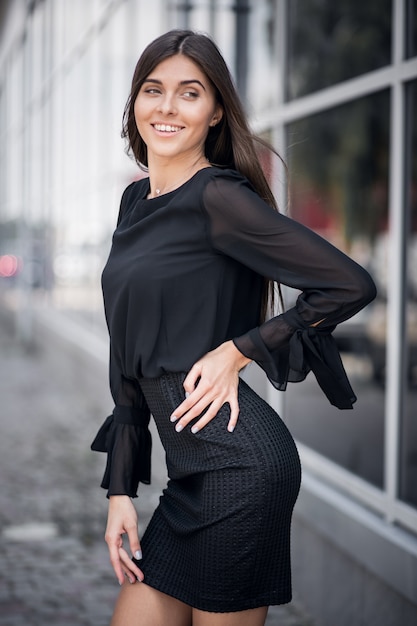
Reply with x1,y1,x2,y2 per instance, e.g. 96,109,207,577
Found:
135,372,301,612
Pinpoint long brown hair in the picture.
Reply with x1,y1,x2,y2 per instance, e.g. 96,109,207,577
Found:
122,29,284,320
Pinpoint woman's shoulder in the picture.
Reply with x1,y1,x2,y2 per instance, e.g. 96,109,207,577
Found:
117,177,149,223
198,166,257,201
198,166,255,198
203,166,250,185
122,177,149,202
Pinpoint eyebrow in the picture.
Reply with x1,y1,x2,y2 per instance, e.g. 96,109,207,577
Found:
143,78,207,91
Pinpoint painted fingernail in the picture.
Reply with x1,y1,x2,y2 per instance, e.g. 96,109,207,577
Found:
136,576,142,582
191,425,199,434
185,391,190,398
175,423,184,433
119,580,123,586
228,425,235,433
170,414,178,422
134,550,142,560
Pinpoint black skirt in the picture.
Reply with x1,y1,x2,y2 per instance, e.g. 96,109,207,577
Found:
135,372,301,613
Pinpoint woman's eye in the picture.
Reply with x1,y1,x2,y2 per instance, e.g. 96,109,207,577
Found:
142,87,161,96
183,91,199,99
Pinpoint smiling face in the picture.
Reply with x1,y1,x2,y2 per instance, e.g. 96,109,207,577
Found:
134,54,223,164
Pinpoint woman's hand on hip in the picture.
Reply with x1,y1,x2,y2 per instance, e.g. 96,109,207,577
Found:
105,495,144,585
170,340,251,433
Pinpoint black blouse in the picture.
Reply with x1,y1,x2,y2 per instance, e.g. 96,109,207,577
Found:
91,167,376,497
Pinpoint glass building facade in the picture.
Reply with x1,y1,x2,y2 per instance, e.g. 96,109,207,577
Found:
1,1,416,622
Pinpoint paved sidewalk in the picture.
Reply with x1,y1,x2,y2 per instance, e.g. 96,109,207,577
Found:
0,304,313,626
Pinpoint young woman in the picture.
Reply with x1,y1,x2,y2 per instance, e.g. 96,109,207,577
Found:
92,29,376,626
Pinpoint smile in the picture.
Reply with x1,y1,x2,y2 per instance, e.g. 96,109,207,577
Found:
153,124,184,133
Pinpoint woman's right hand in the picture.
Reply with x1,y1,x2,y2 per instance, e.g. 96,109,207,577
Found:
105,495,144,585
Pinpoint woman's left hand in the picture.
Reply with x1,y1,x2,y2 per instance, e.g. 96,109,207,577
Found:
170,340,251,434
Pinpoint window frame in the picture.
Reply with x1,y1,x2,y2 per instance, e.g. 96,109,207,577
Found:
250,0,417,535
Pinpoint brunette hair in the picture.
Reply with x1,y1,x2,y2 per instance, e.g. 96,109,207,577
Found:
122,29,283,319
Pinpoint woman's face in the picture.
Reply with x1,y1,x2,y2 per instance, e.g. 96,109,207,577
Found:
134,54,222,163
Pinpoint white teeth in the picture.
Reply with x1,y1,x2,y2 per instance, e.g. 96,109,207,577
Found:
154,124,182,132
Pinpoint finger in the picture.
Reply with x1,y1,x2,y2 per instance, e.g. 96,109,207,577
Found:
170,391,203,422
106,537,125,585
171,379,206,421
173,392,219,431
170,393,201,421
183,363,202,395
126,525,144,581
121,565,137,585
227,396,240,433
126,522,142,561
189,398,225,433
119,546,144,582
191,393,240,434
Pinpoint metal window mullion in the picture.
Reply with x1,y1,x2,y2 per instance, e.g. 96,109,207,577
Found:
384,0,407,523
266,0,287,419
251,59,417,134
269,0,288,216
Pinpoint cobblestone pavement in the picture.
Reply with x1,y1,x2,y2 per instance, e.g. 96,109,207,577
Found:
0,305,314,626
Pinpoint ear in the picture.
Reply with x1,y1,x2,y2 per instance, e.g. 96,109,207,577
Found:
209,105,223,127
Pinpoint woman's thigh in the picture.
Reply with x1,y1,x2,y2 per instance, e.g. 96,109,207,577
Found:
110,582,192,626
192,606,268,626
110,580,268,626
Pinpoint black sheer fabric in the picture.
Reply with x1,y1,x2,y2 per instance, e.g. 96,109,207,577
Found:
203,173,376,407
92,167,376,497
91,354,151,496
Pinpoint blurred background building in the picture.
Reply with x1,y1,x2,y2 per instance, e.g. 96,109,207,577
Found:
0,1,416,624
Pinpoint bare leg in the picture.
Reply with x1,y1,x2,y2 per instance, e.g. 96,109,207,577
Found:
192,606,268,626
110,582,192,626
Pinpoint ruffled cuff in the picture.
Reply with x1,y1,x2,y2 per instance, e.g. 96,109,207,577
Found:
234,314,356,410
91,405,152,498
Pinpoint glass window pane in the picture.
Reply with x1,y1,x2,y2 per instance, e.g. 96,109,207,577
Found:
406,0,417,58
400,80,417,508
286,0,392,100
285,91,390,487
248,0,280,111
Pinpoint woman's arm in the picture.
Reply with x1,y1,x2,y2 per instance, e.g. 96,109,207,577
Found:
172,172,376,429
91,355,151,583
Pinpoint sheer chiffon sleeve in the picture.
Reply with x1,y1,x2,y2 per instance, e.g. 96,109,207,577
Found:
203,172,377,409
91,183,152,498
91,352,152,498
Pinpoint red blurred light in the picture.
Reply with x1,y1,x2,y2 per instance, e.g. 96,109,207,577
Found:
0,255,23,277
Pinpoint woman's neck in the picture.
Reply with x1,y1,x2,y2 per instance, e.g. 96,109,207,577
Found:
146,154,210,199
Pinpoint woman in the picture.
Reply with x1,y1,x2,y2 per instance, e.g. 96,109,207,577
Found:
92,30,376,626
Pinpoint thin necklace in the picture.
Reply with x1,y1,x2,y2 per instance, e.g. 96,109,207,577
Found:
151,159,209,198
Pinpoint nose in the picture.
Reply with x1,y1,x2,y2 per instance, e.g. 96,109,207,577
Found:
157,93,177,116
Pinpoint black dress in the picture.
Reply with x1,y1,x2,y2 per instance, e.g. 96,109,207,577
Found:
92,167,376,612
